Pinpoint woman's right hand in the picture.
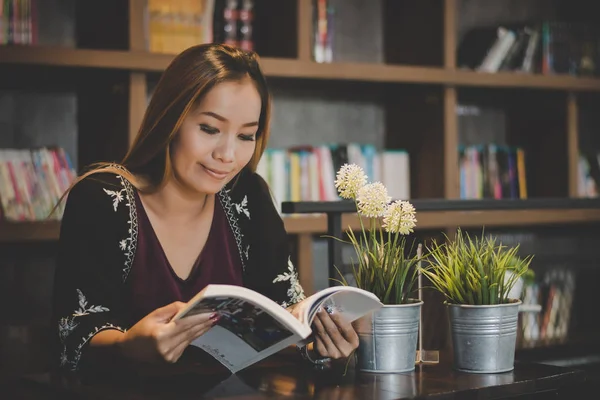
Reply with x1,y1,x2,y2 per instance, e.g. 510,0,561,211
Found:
119,301,219,364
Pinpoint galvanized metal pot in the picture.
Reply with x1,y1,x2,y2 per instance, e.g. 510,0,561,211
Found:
353,300,422,373
447,300,522,374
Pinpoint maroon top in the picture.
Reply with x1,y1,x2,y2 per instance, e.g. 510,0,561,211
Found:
127,191,244,325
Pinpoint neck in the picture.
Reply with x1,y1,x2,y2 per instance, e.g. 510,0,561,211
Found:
142,176,212,221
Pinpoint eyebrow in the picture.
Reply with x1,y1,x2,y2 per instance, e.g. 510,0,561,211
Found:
200,111,259,128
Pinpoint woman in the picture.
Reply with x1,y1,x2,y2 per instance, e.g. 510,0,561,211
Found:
52,43,358,374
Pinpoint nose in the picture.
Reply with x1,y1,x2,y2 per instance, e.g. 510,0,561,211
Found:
213,133,235,163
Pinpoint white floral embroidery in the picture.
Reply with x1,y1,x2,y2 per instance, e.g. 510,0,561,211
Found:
60,347,69,366
218,188,247,270
120,175,138,282
58,289,118,370
234,195,250,219
58,317,79,342
70,323,126,371
273,257,306,306
73,289,110,317
103,187,125,212
103,171,138,282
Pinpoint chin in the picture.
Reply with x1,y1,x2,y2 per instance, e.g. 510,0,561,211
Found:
187,176,228,195
177,172,229,196
196,183,227,195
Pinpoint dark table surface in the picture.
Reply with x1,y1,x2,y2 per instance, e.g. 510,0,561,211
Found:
0,352,587,400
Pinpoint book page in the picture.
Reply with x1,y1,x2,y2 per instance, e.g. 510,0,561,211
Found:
301,286,383,324
175,285,310,337
288,286,383,349
313,290,383,324
188,296,301,373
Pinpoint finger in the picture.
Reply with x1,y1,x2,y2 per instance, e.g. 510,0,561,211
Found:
314,336,330,360
162,320,215,363
152,312,213,352
172,314,218,339
171,311,217,332
152,301,188,322
317,311,355,358
184,318,216,343
173,318,218,343
313,313,341,358
317,311,346,346
328,311,359,349
164,338,189,363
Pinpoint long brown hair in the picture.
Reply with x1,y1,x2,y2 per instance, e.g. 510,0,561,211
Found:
60,43,271,206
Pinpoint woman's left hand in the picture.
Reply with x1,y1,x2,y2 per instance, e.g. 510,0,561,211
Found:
312,307,359,359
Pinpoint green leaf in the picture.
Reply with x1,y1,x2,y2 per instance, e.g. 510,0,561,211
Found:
419,228,534,305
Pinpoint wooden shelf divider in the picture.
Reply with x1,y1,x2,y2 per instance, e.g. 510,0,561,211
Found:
296,0,312,61
6,208,599,243
443,0,457,69
283,208,600,234
444,86,459,199
3,46,600,91
0,221,62,243
567,93,580,198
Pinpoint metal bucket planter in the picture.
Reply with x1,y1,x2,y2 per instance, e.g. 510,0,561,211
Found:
353,300,422,373
447,300,522,373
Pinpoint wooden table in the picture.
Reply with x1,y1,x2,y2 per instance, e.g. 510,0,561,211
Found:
0,354,588,399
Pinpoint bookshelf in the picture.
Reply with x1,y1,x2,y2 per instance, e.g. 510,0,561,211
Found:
1,0,600,375
3,206,599,243
4,45,600,90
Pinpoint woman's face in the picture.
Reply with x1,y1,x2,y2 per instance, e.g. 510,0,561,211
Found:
171,79,261,195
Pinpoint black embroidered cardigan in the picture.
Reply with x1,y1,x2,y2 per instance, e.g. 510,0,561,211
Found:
52,167,306,372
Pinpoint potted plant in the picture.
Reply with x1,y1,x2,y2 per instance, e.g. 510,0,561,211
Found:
331,163,422,373
420,228,533,373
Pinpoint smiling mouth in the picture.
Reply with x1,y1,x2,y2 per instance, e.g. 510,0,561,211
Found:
201,164,231,180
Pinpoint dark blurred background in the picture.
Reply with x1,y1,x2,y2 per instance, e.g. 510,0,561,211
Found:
1,0,599,391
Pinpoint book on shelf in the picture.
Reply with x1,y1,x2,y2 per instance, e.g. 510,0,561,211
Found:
1,0,37,46
0,147,76,222
578,152,600,198
256,143,410,214
518,267,575,346
146,0,255,55
458,144,527,200
146,0,215,54
312,0,334,63
457,20,599,76
173,284,383,374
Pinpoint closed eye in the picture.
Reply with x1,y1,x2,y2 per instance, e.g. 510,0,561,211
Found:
239,134,256,142
199,124,219,134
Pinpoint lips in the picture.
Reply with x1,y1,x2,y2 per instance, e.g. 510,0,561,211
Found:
201,164,231,180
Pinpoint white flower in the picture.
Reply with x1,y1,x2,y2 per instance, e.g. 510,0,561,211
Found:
383,200,417,234
356,182,391,218
335,163,367,200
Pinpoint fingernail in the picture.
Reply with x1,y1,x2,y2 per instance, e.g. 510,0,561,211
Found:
212,316,221,326
325,306,334,314
317,307,322,313
209,313,218,319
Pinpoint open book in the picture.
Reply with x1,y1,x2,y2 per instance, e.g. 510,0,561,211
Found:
172,284,383,373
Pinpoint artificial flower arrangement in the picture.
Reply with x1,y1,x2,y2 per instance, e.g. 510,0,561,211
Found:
418,228,534,373
331,163,419,305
